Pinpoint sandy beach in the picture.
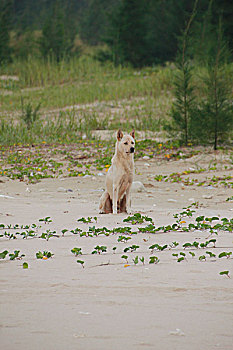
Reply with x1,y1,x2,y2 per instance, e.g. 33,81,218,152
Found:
0,151,233,350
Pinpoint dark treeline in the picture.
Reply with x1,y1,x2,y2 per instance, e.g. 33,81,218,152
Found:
0,0,232,66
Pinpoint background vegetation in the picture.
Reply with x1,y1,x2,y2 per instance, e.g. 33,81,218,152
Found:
0,0,232,148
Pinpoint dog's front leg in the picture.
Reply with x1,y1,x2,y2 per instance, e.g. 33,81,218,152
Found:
112,182,119,215
125,185,132,214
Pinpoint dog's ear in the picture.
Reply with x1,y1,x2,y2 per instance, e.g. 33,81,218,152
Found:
117,129,123,141
130,129,135,139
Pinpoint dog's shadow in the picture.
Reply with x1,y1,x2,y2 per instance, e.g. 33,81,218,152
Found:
100,192,127,214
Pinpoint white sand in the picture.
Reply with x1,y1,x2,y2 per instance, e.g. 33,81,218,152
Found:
0,155,233,350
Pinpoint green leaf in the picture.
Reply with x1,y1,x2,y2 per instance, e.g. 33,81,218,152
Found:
123,247,130,253
0,250,8,259
140,256,145,264
200,242,207,248
23,262,28,269
199,255,206,261
183,243,192,248
219,270,230,277
149,244,157,251
149,256,160,264
77,260,84,268
196,216,205,222
71,247,82,256
206,251,216,258
9,250,20,260
192,241,199,248
36,251,43,259
189,252,195,257
171,241,179,248
121,255,128,261
208,239,216,246
177,257,185,262
218,252,229,258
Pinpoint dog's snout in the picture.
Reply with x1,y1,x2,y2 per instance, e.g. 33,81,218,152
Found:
130,147,135,153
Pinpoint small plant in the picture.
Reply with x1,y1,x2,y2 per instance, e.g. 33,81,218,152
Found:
149,244,167,253
61,229,68,236
219,270,230,278
71,247,82,256
207,239,216,247
206,251,216,258
218,252,232,259
123,213,153,225
2,232,17,239
169,241,179,249
22,262,29,269
117,235,132,243
77,216,97,224
199,255,206,261
70,228,82,235
129,245,140,252
189,252,195,258
192,241,199,249
9,250,25,260
133,256,139,265
20,230,36,239
39,216,52,224
176,252,186,262
77,260,85,268
20,97,41,130
177,257,185,263
149,256,160,264
36,251,54,259
40,230,58,240
183,242,192,249
140,256,145,265
149,244,158,253
91,245,107,254
121,255,129,263
0,250,8,259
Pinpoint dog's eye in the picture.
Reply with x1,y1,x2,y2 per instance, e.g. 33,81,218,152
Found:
124,142,128,145
131,142,134,145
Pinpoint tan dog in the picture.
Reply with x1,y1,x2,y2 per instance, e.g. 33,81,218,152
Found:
99,129,135,214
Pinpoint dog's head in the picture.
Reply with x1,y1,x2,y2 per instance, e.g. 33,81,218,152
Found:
116,129,135,156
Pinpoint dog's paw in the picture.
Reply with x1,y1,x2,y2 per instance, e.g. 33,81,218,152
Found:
126,209,133,215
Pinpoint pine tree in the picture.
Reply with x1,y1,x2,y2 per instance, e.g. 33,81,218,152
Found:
191,16,233,149
170,0,198,145
39,0,74,62
0,0,13,64
106,0,149,67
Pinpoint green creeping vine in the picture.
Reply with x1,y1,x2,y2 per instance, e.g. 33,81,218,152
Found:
0,210,232,277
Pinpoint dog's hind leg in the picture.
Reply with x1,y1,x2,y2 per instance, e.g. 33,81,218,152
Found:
99,191,112,214
119,194,127,213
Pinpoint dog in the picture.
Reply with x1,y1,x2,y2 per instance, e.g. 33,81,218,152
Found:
99,129,135,214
